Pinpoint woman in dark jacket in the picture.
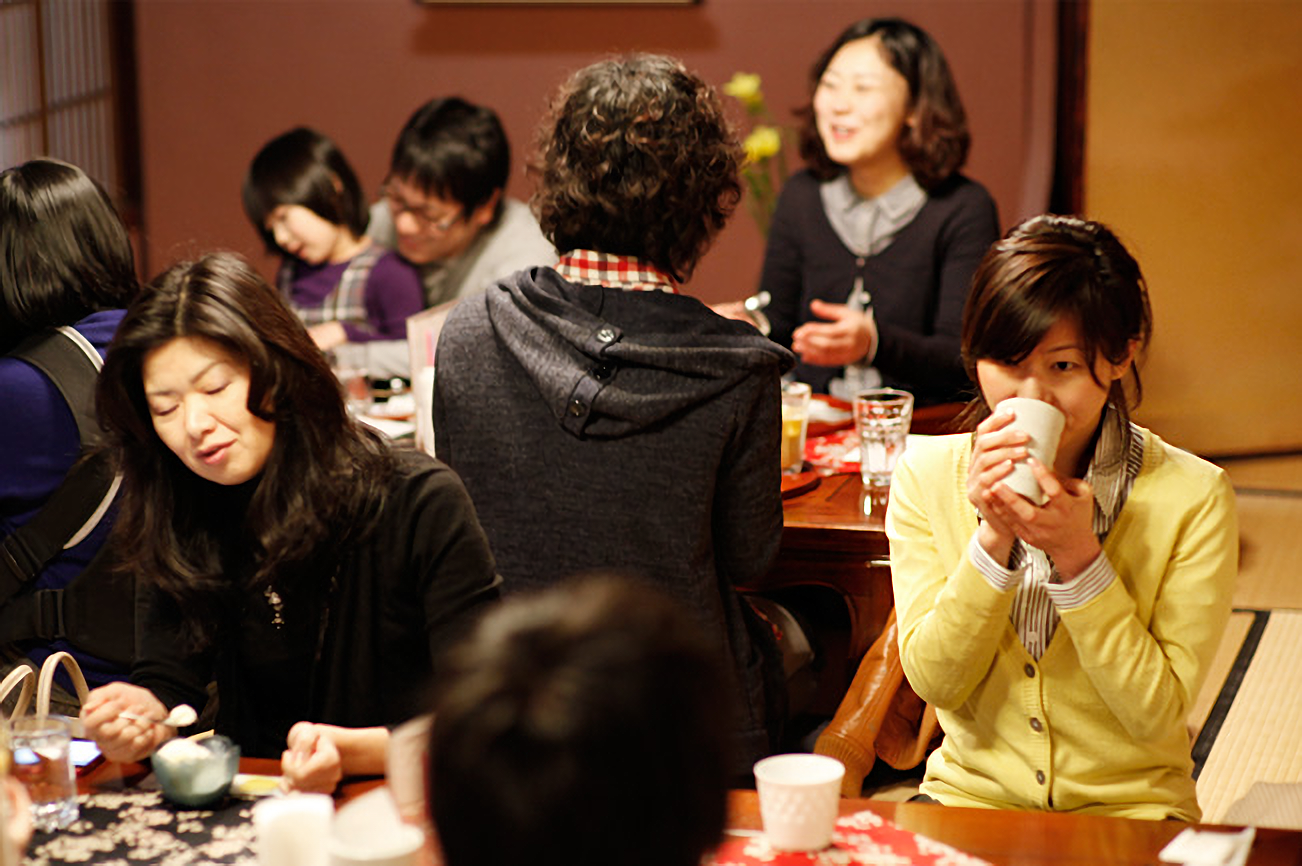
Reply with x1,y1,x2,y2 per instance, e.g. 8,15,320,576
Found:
80,252,499,793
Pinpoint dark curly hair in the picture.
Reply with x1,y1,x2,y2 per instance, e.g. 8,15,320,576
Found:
958,214,1153,435
798,18,970,190
96,252,394,646
530,54,743,282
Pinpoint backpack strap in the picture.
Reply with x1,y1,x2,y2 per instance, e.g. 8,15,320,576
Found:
0,327,118,603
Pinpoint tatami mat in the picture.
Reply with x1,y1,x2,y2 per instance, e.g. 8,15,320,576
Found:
1188,610,1255,742
1195,611,1302,823
1232,493,1302,610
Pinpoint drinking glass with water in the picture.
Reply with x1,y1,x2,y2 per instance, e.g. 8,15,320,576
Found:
853,389,914,487
10,716,78,832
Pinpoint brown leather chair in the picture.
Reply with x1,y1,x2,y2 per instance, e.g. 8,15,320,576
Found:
812,609,940,797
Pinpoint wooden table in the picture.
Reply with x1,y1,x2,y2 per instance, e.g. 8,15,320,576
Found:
733,470,891,715
737,469,893,717
728,789,1302,865
77,761,1302,865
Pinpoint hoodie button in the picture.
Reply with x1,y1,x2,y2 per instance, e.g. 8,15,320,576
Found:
596,327,616,343
591,364,613,381
567,398,587,417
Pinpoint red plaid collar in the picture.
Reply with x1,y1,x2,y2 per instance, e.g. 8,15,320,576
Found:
555,250,678,294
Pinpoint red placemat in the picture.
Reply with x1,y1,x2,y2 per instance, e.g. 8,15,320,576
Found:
806,395,854,439
805,429,860,475
712,809,991,866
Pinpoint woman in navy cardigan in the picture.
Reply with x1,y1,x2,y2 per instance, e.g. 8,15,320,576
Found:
726,18,1000,405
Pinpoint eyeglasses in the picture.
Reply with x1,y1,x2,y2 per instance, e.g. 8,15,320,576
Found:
379,184,464,233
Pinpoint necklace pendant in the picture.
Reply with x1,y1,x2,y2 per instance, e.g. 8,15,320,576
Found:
264,586,285,628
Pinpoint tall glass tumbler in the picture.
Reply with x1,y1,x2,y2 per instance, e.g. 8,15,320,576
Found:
853,388,914,487
780,382,812,475
10,716,77,832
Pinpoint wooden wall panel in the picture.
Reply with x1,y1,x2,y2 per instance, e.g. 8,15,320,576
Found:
1086,1,1302,456
130,0,1052,304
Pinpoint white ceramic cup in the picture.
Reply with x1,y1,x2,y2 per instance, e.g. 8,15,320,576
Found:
254,793,334,866
995,397,1066,505
328,826,424,866
330,788,425,866
753,753,845,851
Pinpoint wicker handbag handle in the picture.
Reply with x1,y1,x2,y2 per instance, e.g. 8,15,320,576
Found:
36,651,90,735
0,664,36,719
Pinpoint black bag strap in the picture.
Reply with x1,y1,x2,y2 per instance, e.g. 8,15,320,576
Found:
0,327,117,598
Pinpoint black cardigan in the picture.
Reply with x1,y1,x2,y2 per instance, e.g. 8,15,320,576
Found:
760,170,1000,404
131,450,501,757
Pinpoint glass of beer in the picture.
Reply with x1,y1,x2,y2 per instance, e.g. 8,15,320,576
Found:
780,382,812,474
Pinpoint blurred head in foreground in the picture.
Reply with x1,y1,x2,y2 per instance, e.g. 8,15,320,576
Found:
428,575,730,866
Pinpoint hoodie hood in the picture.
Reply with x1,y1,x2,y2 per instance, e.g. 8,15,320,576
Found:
485,268,795,438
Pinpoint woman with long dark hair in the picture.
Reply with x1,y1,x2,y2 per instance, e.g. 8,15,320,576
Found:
79,252,498,792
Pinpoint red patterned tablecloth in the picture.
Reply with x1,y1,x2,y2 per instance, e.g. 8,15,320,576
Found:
712,809,991,866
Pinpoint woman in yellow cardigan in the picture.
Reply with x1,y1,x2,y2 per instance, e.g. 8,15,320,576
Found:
889,214,1236,821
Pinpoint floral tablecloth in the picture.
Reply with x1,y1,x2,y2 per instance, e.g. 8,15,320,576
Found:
27,789,257,866
711,809,991,866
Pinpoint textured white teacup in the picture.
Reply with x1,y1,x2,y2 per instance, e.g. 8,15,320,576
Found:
995,397,1066,505
753,754,845,851
330,788,425,866
254,794,334,866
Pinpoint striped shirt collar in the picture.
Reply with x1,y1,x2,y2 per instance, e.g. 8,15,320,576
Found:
1082,405,1145,537
555,250,679,294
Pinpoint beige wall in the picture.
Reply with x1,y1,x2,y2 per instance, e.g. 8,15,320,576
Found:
131,0,1052,304
1086,1,1302,456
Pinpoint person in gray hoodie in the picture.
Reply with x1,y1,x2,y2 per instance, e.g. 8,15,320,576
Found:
433,54,796,776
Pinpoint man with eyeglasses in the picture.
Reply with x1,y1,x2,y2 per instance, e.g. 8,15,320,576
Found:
370,97,556,308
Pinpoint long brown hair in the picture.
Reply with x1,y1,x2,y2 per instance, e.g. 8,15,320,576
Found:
96,252,394,645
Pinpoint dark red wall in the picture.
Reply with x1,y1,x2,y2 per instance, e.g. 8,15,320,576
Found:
134,0,1051,303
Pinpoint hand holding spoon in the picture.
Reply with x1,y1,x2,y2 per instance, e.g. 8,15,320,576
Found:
119,703,198,728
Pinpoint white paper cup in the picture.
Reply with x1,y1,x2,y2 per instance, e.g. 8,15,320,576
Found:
753,754,844,851
254,794,334,866
995,398,1066,505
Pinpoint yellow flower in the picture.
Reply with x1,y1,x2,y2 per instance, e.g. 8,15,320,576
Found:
743,126,782,164
723,72,764,111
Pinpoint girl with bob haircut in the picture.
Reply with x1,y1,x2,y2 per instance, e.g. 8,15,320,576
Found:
1,158,139,701
79,252,499,793
721,17,999,405
242,126,423,355
887,215,1236,820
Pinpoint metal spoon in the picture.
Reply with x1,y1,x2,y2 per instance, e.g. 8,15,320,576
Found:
120,703,198,728
743,291,772,335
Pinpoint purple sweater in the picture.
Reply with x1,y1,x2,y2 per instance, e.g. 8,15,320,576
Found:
0,309,127,686
286,249,424,342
